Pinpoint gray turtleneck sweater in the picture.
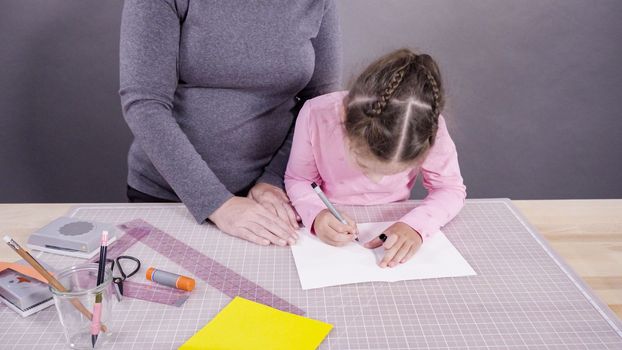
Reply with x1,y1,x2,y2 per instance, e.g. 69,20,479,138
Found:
119,0,341,222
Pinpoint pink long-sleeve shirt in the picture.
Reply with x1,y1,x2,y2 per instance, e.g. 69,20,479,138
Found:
284,91,467,240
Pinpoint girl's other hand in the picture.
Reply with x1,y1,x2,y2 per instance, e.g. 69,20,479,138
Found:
248,182,300,231
364,222,422,268
313,209,358,246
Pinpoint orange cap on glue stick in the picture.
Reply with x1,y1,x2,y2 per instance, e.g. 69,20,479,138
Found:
146,267,195,292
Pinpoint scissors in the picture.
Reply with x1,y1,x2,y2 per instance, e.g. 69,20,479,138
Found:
95,255,141,301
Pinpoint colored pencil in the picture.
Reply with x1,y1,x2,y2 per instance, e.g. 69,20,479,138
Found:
3,235,107,332
91,231,109,348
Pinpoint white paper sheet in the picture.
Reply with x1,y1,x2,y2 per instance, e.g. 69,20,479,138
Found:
290,222,477,290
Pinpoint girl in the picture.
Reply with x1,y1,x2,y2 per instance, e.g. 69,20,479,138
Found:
284,49,466,268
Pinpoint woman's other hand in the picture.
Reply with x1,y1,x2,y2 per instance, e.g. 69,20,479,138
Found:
248,182,300,231
209,196,298,246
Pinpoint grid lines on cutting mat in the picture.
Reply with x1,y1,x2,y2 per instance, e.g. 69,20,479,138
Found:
0,201,620,349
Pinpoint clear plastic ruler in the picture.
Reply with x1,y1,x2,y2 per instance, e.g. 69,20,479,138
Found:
115,219,304,315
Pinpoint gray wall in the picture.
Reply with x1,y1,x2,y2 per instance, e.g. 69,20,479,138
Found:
0,0,129,202
1,0,621,203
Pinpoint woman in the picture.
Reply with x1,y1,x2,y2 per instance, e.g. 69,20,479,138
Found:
119,0,341,246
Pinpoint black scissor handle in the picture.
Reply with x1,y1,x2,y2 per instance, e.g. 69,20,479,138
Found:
116,255,141,279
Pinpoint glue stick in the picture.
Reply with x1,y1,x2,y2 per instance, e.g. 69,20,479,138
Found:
146,267,195,292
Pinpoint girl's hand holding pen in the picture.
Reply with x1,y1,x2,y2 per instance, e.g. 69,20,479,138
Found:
364,222,422,268
313,209,358,247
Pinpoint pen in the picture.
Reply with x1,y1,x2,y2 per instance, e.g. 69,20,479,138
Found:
91,231,109,348
310,182,358,241
3,235,107,332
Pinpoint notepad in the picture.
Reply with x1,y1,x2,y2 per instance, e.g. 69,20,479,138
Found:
290,221,477,290
0,260,55,317
179,297,332,350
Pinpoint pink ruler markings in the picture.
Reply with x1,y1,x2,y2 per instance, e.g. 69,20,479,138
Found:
119,219,304,315
87,227,190,307
122,280,189,307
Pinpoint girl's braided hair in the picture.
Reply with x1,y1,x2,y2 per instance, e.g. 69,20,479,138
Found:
344,48,444,163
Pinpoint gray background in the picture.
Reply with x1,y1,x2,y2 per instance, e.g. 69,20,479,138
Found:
1,0,621,203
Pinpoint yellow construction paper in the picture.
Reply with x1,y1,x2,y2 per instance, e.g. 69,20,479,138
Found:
179,296,332,350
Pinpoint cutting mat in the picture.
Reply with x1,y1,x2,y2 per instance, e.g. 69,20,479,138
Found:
0,199,621,349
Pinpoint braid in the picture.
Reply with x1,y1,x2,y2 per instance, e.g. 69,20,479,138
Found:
369,65,409,116
345,48,444,162
417,59,442,146
421,66,441,117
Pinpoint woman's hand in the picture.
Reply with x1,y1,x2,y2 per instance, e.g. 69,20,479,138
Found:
364,222,422,268
248,182,300,231
209,196,298,246
313,209,358,246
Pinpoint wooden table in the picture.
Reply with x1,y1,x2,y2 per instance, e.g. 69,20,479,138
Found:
0,200,620,320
